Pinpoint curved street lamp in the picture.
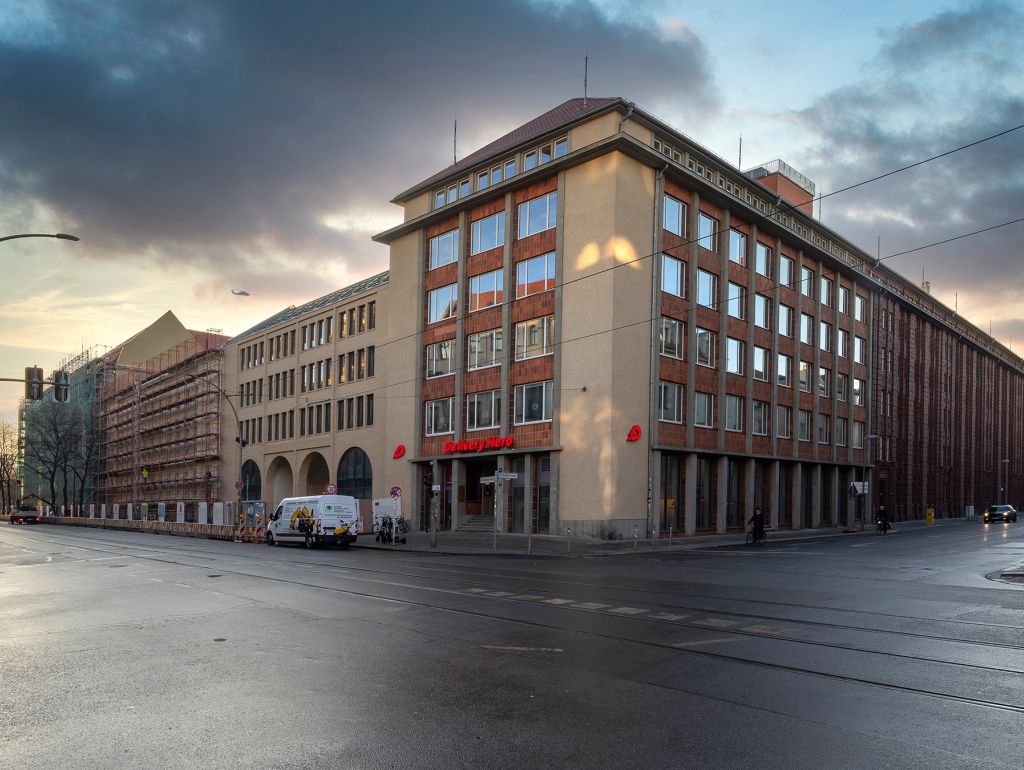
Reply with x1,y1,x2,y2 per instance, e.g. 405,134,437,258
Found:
0,233,79,243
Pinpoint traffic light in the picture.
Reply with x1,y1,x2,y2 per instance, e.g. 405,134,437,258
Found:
24,367,43,401
52,370,70,403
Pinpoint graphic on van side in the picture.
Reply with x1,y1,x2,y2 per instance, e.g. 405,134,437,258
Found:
290,506,314,530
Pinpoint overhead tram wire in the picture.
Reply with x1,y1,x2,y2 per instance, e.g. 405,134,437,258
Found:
339,214,1024,403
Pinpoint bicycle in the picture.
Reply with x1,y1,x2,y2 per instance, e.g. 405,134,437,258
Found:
745,527,766,546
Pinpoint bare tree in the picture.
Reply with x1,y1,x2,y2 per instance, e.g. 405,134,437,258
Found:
70,403,99,510
0,420,18,511
22,400,76,511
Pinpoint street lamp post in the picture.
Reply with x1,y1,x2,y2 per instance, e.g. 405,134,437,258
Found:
0,233,79,243
1000,458,1009,506
861,433,879,530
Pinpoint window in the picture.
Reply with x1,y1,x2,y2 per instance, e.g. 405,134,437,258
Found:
726,337,745,375
753,346,769,381
818,366,831,397
776,405,791,438
429,229,459,269
853,378,865,406
428,284,458,323
725,395,743,432
468,329,503,370
754,295,771,329
728,229,746,265
855,295,866,322
694,392,714,428
696,328,716,367
658,381,683,423
554,138,568,158
839,286,850,315
800,266,814,297
819,321,832,352
518,192,558,238
471,212,506,255
799,360,812,392
779,256,794,287
836,417,848,446
515,316,554,360
838,329,849,358
837,373,849,402
425,398,453,435
820,276,833,307
697,269,717,308
817,414,831,444
469,268,504,312
367,346,375,378
798,410,811,441
777,353,792,387
727,282,745,319
661,254,685,297
664,195,686,236
779,304,793,337
659,317,684,359
752,401,769,435
697,212,718,252
799,313,814,345
755,243,773,277
368,301,376,330
466,390,501,430
852,420,865,448
516,252,556,297
338,447,372,499
854,336,866,364
358,305,367,333
514,380,554,424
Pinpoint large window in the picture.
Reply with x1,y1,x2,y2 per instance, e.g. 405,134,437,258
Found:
800,266,814,297
852,420,865,448
696,328,716,367
854,336,866,364
799,360,812,392
726,337,744,375
855,295,866,322
727,282,745,319
337,447,372,500
755,243,773,277
694,392,714,428
838,286,850,315
518,192,558,238
776,405,791,438
753,346,769,381
516,252,556,297
853,377,865,406
754,295,771,329
658,381,683,423
466,390,501,431
728,229,746,265
425,398,453,435
800,313,814,345
697,269,717,308
779,304,793,337
820,276,833,307
428,284,458,324
837,373,849,402
836,417,848,446
664,195,686,236
778,353,792,387
818,366,831,397
725,395,743,432
817,414,831,444
697,212,719,252
468,329,503,370
661,254,685,297
820,321,832,352
469,268,504,312
659,317,684,359
471,212,506,255
779,256,794,287
752,401,769,436
515,316,554,360
429,229,459,269
838,329,849,358
798,410,811,441
514,380,554,424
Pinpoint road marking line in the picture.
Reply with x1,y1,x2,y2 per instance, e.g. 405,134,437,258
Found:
510,594,546,601
465,588,488,593
743,624,784,634
87,556,122,562
482,646,564,653
484,591,514,597
609,607,647,615
693,617,737,628
651,612,689,621
573,602,610,610
673,638,736,647
148,578,163,583
543,598,575,605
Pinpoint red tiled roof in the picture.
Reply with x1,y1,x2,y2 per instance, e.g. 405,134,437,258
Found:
394,97,624,202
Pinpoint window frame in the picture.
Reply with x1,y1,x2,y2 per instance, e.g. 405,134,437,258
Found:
466,389,501,431
694,392,714,428
470,211,506,255
425,397,454,436
467,329,504,371
659,317,685,360
513,380,554,425
658,381,683,423
468,268,504,313
514,316,555,361
517,191,558,239
695,327,716,368
516,252,556,298
427,283,458,324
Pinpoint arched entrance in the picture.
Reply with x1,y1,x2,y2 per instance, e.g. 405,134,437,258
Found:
241,460,262,502
338,447,372,499
300,452,331,496
267,456,294,510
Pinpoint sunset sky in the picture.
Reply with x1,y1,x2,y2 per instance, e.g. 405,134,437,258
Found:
1,0,1021,421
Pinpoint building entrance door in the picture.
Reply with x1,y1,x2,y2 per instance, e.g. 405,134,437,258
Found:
464,458,498,525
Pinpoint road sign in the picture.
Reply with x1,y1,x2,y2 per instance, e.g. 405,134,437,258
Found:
849,482,868,496
325,483,337,494
479,475,497,484
389,485,403,498
432,484,441,492
496,471,518,480
235,480,243,492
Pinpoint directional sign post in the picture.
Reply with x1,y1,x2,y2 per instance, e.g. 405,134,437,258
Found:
496,471,518,480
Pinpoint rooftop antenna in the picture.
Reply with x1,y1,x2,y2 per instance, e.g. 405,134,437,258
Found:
583,55,588,106
453,118,457,164
738,133,742,169
955,292,958,313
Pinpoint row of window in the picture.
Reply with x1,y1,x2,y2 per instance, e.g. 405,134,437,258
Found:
297,347,376,393
239,302,377,372
295,395,376,437
425,380,554,435
427,252,556,324
656,385,866,445
434,138,568,209
426,316,554,378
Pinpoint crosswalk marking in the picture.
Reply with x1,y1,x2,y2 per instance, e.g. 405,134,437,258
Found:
609,607,647,615
573,602,610,610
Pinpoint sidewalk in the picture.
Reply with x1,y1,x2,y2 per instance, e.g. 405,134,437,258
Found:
354,517,972,557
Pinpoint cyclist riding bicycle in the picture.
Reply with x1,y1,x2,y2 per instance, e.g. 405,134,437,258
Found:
748,506,766,543
875,505,890,533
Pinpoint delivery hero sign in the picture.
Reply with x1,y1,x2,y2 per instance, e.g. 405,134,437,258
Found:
443,436,514,454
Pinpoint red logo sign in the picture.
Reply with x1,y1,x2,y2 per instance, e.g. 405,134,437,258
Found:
443,436,514,454
626,425,642,442
392,444,406,459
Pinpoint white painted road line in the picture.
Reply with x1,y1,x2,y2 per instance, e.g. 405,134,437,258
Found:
573,602,610,610
609,607,647,615
482,646,564,653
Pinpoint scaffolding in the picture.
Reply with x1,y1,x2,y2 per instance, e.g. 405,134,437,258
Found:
94,333,227,515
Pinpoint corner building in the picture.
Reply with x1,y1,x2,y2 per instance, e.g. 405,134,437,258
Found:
375,97,1020,536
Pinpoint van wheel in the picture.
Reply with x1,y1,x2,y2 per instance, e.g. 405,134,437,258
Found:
266,532,275,546
304,534,314,548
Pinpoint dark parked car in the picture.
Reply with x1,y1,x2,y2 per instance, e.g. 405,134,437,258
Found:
984,505,1018,523
8,504,42,525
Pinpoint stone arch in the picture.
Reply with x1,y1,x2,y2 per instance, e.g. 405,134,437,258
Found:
241,459,262,502
267,456,294,511
300,451,331,496
338,447,372,500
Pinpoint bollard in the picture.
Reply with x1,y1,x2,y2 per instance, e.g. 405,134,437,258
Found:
528,525,532,555
566,527,571,554
431,513,438,549
669,526,673,548
634,524,639,551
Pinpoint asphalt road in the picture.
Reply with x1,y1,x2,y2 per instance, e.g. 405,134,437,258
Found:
1,521,1023,769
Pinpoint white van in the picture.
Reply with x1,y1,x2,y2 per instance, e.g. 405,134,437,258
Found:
266,495,361,548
